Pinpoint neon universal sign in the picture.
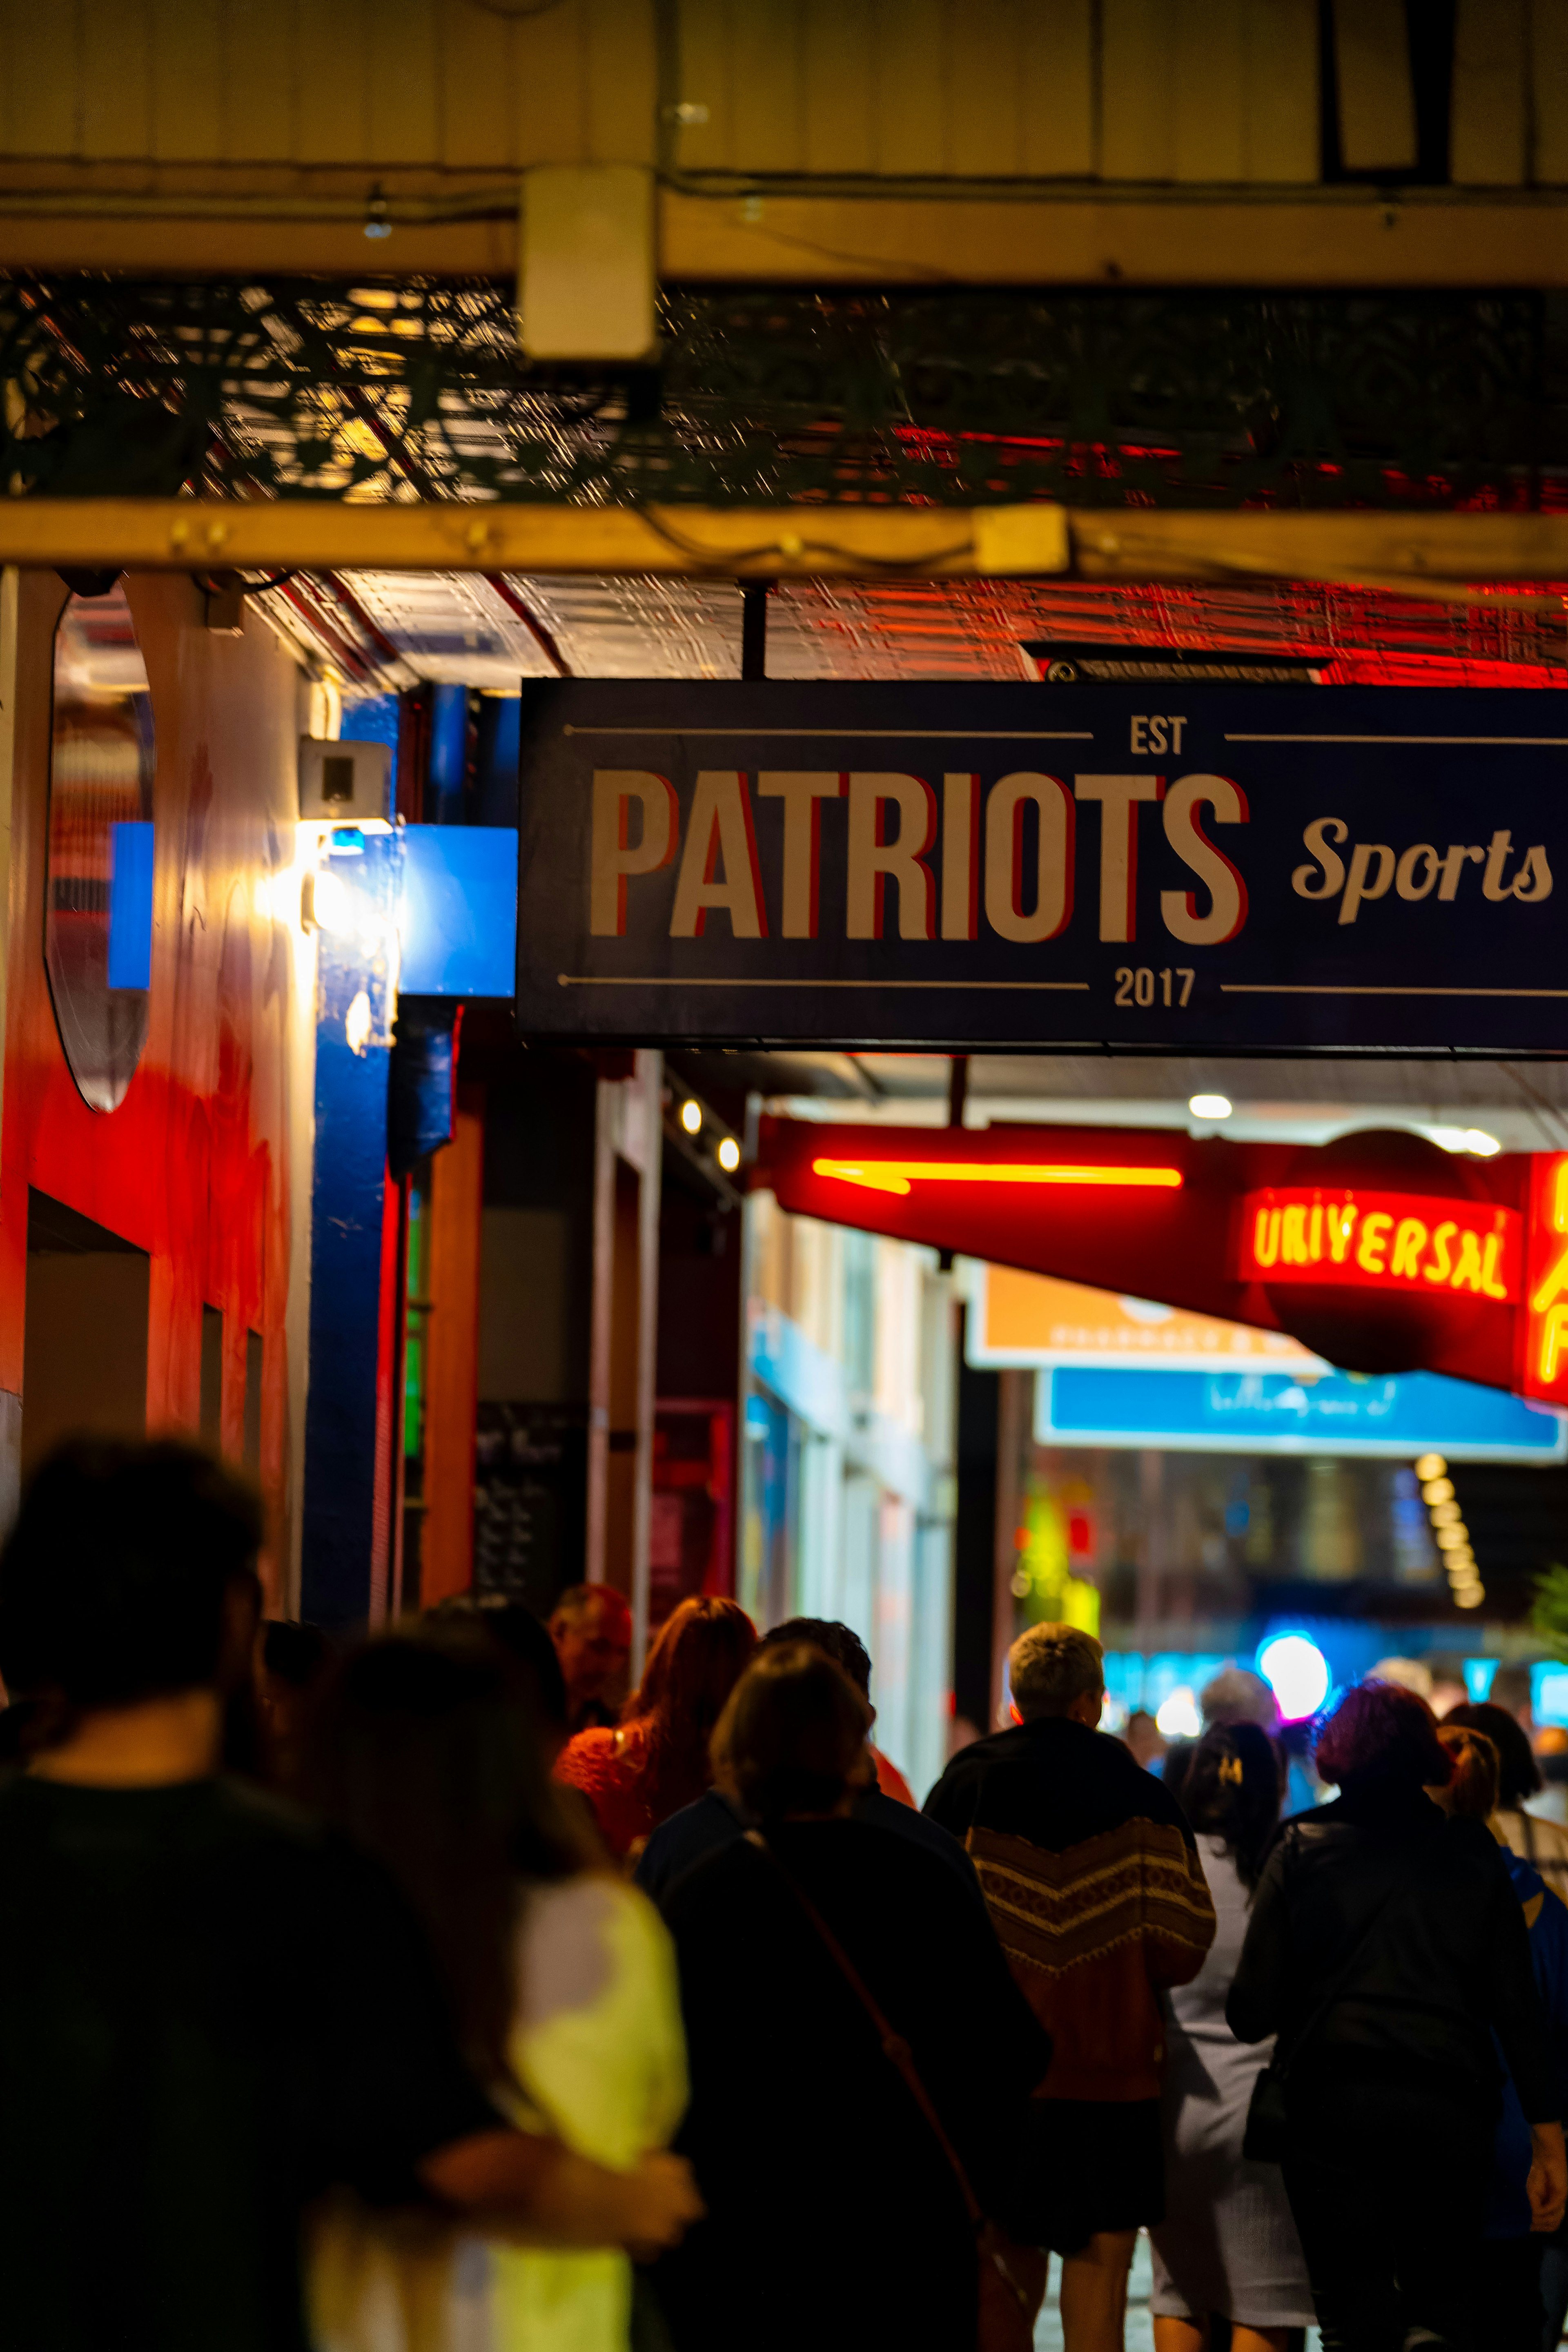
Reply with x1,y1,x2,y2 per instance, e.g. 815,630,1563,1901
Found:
1238,1188,1520,1303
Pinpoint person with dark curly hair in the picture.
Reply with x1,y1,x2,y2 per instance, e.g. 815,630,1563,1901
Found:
0,1439,699,2352
1150,1722,1314,2352
1229,1679,1566,2352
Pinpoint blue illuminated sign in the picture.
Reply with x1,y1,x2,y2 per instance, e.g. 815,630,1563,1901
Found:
1035,1364,1566,1460
399,826,518,997
107,821,154,991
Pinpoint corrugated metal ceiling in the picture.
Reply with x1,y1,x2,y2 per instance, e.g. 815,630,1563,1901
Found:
300,569,1568,696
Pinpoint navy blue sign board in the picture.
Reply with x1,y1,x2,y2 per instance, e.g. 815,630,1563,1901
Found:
514,680,1568,1054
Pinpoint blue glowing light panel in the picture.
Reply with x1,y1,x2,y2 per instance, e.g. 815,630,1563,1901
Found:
107,821,154,991
399,825,518,997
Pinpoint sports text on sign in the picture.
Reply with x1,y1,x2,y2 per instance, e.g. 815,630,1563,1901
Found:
1238,1187,1519,1302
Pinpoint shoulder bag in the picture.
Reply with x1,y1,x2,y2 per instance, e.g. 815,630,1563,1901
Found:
747,1831,1046,2352
1242,1840,1410,2164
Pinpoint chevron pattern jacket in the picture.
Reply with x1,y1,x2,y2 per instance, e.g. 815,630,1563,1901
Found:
925,1717,1216,2102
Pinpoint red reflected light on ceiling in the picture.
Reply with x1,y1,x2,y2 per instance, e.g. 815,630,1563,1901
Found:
812,1157,1184,1198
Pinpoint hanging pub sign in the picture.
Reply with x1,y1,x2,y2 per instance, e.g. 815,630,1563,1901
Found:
752,1116,1568,1413
514,679,1568,1053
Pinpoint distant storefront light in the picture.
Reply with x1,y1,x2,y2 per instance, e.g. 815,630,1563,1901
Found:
1258,1633,1331,1722
1410,1448,1485,1608
1155,1687,1202,1740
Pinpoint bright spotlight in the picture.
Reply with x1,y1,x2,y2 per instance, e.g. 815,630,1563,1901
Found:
1414,1453,1448,1483
717,1136,741,1173
1155,1687,1202,1740
1421,1477,1454,1506
1258,1633,1331,1723
1189,1093,1232,1120
680,1098,702,1135
305,869,350,934
1463,1129,1501,1158
1455,1586,1486,1609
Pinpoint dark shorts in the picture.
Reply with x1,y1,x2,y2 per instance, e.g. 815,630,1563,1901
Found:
1024,2097,1165,2255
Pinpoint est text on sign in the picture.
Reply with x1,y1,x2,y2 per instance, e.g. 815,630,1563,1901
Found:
514,680,1566,1051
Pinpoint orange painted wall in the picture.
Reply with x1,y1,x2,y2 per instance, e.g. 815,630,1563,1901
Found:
0,570,312,1601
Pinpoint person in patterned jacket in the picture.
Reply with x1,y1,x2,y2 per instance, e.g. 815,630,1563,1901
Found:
925,1624,1216,2352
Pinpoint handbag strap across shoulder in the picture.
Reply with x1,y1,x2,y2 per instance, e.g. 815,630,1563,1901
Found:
746,1829,983,2227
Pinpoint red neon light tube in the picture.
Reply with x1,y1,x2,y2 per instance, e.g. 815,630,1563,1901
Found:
812,1157,1185,1198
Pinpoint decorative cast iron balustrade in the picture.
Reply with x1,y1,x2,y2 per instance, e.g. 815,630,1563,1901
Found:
1,277,1564,512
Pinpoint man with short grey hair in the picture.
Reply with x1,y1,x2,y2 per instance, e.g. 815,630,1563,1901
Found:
925,1622,1215,2352
1009,1623,1107,1721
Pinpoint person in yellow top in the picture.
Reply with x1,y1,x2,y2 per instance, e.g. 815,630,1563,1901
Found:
304,1622,690,2352
474,1869,688,2350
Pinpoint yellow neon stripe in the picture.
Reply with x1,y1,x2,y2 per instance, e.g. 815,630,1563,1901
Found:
813,1158,1184,1197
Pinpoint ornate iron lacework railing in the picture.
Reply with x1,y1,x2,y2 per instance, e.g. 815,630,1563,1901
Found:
2,277,1564,512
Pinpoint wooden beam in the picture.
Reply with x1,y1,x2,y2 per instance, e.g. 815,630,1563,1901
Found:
1,500,1567,590
659,187,1568,290
0,499,1067,578
1067,509,1568,591
2,185,1568,285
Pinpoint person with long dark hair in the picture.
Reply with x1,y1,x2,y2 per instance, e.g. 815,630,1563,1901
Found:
303,1624,693,2352
653,1644,1052,2352
1445,1698,1568,1903
1149,1722,1314,2352
556,1596,756,1859
1228,1679,1567,2352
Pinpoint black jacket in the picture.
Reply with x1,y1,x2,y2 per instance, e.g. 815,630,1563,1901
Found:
653,1818,1052,2352
1227,1779,1553,2121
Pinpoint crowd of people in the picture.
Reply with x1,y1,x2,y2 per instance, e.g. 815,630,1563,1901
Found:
1,1436,1567,2352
